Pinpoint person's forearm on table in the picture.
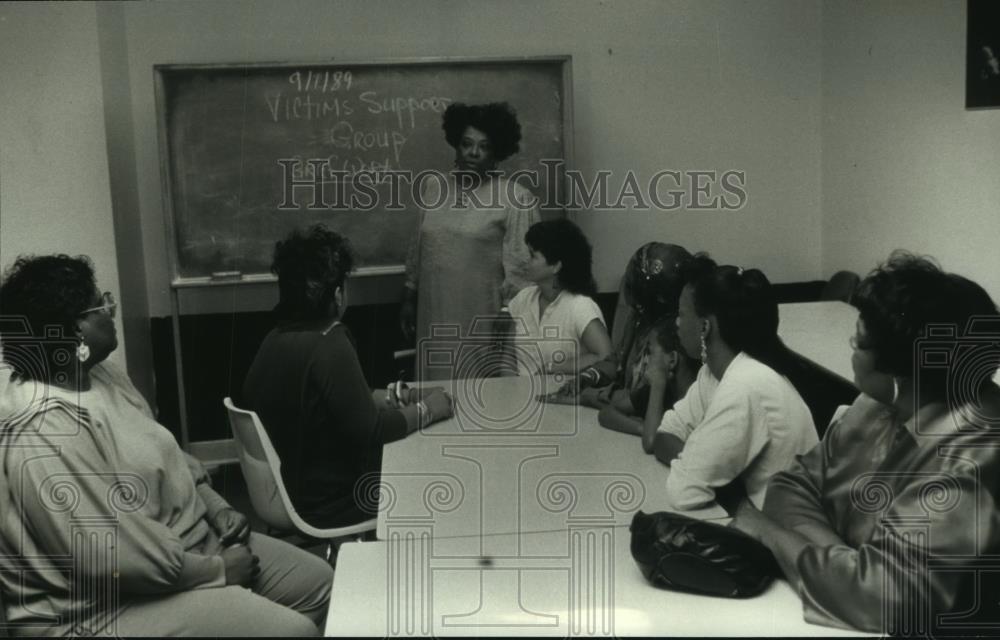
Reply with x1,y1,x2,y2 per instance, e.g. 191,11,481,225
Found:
579,386,609,409
736,506,812,586
598,405,643,435
652,431,684,464
641,379,667,453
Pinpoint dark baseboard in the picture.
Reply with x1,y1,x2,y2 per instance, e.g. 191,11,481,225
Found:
151,281,828,442
150,304,402,442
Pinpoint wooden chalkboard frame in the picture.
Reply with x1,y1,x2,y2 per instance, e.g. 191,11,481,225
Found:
153,56,573,455
154,55,574,290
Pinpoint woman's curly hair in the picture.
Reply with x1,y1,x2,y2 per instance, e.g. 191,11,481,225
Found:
442,102,522,162
0,254,97,381
272,225,354,322
854,250,999,402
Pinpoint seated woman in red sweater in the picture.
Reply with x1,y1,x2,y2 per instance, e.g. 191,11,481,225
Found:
242,225,453,528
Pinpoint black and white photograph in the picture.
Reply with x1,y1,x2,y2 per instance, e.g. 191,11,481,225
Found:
1,1,1000,637
967,0,1000,108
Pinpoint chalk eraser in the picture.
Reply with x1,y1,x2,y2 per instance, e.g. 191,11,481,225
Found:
210,270,243,280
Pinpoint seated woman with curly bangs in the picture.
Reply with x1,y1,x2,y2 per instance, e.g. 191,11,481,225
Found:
0,255,333,637
507,218,612,376
731,251,1000,634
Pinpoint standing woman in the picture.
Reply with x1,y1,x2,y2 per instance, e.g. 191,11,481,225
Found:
401,102,541,380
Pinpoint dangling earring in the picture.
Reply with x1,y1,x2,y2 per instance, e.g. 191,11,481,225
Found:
891,377,900,404
76,338,91,363
699,334,708,363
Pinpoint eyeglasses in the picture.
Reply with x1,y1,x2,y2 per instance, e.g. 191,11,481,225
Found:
849,334,872,351
80,291,117,319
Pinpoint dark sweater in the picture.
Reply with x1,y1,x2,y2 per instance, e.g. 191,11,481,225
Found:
242,319,407,528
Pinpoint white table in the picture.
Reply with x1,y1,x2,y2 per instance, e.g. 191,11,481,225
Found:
325,528,870,637
375,375,726,540
778,301,858,383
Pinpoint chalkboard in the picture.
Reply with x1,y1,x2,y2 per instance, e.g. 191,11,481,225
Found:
155,58,572,283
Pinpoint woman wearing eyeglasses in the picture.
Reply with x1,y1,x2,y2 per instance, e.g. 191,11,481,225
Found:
731,252,1000,633
0,254,333,636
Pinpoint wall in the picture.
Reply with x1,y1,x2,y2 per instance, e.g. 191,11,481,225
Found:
96,2,155,401
821,0,1000,297
114,0,825,316
0,1,126,371
572,1,823,290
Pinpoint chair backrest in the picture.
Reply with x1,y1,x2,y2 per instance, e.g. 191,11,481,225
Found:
223,397,296,531
223,397,379,540
821,270,861,304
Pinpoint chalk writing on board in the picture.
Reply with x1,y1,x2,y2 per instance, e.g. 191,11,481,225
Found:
289,69,353,92
328,123,407,165
265,93,354,120
157,59,569,278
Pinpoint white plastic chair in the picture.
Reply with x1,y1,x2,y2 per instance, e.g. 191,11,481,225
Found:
223,398,376,559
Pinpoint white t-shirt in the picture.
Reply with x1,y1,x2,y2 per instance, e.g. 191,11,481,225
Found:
507,285,605,375
657,352,818,510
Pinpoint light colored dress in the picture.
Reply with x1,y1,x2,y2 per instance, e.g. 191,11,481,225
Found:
657,352,818,510
405,175,540,381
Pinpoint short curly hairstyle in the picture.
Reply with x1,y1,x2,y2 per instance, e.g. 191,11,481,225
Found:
524,218,596,297
0,254,97,381
854,251,999,402
442,102,522,162
272,225,354,322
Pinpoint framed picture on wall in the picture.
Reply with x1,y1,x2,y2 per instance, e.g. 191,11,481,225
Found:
966,0,1000,108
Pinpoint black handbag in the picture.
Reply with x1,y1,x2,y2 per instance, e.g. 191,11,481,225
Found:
629,510,779,598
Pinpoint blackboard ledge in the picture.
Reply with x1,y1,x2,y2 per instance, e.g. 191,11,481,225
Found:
171,265,405,289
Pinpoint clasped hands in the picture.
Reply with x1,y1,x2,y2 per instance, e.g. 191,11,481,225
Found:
210,507,261,587
384,381,454,423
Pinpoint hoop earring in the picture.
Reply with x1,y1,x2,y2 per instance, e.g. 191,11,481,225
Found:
891,377,900,404
699,334,708,363
76,338,91,363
